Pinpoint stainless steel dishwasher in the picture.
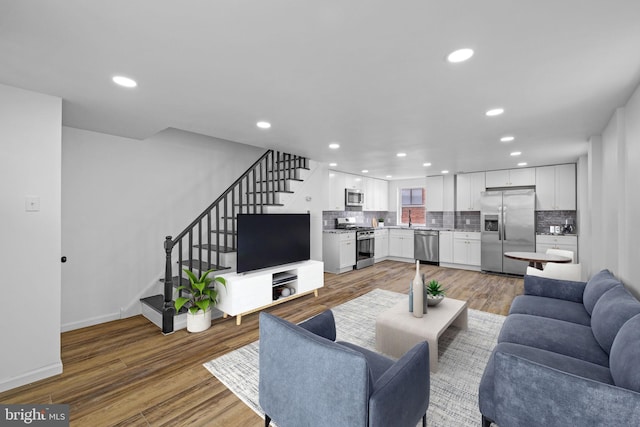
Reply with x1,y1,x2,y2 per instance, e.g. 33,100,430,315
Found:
414,230,439,264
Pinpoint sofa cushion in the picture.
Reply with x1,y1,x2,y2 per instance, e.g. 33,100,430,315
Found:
524,275,585,303
498,314,609,366
591,286,640,354
583,269,622,315
610,314,640,392
509,295,591,326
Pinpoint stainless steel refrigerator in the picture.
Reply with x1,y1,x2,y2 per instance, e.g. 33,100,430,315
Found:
480,189,535,275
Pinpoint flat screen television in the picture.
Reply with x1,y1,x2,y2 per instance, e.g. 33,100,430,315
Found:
237,213,310,273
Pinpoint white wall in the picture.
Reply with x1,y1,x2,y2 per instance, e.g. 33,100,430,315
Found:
0,84,62,392
61,127,264,330
583,82,640,297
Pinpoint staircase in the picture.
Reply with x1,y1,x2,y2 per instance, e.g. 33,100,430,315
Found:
140,150,310,333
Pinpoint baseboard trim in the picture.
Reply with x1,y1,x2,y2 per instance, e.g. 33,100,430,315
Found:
0,361,63,393
61,312,120,332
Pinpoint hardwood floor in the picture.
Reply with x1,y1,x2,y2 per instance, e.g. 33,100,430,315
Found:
0,261,523,426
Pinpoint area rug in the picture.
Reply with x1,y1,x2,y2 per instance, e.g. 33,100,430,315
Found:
204,289,505,426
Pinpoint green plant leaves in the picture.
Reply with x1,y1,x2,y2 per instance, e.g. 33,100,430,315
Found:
174,268,227,313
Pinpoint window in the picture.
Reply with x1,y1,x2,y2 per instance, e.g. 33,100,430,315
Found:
401,188,424,206
400,187,425,225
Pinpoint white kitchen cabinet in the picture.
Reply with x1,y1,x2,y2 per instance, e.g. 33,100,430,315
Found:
389,229,414,260
453,232,481,266
328,171,346,211
439,231,454,263
374,229,389,261
535,164,576,210
456,172,485,211
322,231,356,273
536,234,578,262
486,168,535,188
443,175,455,211
364,177,389,211
375,179,389,211
426,176,444,211
345,174,363,190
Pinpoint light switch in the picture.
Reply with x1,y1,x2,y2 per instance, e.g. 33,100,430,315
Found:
25,196,40,212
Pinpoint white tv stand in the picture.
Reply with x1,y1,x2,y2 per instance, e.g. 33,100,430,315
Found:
214,260,324,325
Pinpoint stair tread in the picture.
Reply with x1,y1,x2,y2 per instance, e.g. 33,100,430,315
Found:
193,244,235,253
140,294,188,315
234,203,284,207
245,190,294,194
180,260,231,271
257,178,303,183
210,229,237,235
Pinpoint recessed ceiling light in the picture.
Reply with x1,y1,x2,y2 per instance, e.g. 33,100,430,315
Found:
511,151,522,156
486,108,504,117
423,162,432,167
518,162,528,167
386,175,392,178
362,169,369,173
397,152,407,157
500,136,515,142
442,170,449,174
112,75,137,88
329,162,337,167
447,48,474,63
329,143,340,149
329,173,335,177
355,178,361,182
256,121,271,129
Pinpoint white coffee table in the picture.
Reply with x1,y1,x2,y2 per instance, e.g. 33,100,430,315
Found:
375,297,468,372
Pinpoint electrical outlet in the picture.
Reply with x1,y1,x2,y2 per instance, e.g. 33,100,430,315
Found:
431,219,435,224
324,220,328,226
466,219,470,225
25,196,40,212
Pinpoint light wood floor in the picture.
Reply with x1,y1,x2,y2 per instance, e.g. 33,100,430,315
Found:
0,261,523,426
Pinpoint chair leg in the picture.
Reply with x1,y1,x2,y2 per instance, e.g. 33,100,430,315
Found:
422,413,426,427
482,414,493,427
265,414,271,427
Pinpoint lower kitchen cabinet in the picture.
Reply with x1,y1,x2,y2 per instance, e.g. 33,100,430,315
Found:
452,232,481,268
374,229,389,261
439,231,454,263
323,231,356,273
536,234,578,262
389,229,414,260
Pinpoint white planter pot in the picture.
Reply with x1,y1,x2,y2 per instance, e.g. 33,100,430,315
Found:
187,308,212,333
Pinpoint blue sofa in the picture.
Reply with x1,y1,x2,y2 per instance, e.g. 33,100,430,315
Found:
479,269,640,427
259,310,430,427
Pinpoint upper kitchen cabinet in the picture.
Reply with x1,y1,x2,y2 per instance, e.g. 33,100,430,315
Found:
486,168,535,188
426,176,444,211
426,175,454,212
535,164,576,210
456,172,485,211
345,174,363,190
327,171,346,210
363,177,389,211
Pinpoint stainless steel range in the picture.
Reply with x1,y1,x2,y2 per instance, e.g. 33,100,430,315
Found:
336,218,375,269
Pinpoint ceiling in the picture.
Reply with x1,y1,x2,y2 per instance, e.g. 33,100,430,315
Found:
2,1,640,180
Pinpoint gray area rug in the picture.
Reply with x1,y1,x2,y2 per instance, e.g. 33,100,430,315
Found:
204,289,505,426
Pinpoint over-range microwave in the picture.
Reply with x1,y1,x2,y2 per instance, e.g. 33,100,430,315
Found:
345,188,365,207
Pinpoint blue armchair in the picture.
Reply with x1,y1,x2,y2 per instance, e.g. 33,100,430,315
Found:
259,310,430,427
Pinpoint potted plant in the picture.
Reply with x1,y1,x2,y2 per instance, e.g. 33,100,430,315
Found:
377,218,385,227
175,268,226,333
425,279,446,306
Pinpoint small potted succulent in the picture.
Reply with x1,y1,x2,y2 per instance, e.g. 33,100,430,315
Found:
175,268,226,332
425,279,446,306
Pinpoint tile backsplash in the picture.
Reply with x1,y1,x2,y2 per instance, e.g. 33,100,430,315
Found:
322,210,397,229
536,211,577,234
